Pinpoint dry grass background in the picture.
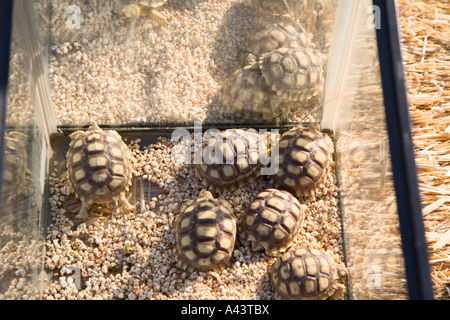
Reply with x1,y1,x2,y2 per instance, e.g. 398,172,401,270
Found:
397,0,450,299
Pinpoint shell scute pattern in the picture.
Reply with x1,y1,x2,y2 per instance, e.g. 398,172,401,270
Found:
67,122,133,220
273,125,332,197
194,129,269,193
249,18,310,59
260,46,323,105
269,247,347,300
174,191,237,272
220,8,322,122
240,189,305,256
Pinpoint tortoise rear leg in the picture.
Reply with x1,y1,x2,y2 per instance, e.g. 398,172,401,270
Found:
119,192,135,213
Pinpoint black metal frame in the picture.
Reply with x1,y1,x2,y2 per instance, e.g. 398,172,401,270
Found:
374,0,434,300
0,0,14,208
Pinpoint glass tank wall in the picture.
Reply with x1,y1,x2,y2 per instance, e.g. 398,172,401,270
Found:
0,0,55,299
322,0,408,299
0,0,422,300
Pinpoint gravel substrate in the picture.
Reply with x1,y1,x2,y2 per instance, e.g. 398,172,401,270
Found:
397,0,450,299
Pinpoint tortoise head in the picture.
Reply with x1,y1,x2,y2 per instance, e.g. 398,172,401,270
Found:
121,4,141,23
336,263,348,281
87,121,101,132
198,189,214,200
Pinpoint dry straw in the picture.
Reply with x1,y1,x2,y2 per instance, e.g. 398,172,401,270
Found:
398,0,450,300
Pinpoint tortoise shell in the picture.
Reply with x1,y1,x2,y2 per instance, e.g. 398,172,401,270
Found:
248,18,309,59
66,122,133,219
259,46,323,106
194,128,269,193
272,125,332,196
240,188,305,255
174,190,237,272
269,247,347,300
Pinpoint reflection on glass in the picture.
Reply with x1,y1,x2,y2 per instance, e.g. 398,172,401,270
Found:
325,0,408,299
30,0,338,126
0,0,53,299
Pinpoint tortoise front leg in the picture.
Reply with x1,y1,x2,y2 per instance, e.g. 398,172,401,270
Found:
75,199,91,220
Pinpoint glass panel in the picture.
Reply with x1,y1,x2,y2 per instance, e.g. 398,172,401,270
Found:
0,0,55,299
322,0,408,299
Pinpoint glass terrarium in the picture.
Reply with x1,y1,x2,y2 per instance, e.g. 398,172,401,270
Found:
0,0,433,300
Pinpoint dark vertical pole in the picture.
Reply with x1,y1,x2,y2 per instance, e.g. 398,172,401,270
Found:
0,0,14,208
373,0,434,299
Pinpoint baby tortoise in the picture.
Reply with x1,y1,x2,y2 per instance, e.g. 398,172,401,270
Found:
269,247,347,300
240,188,305,256
174,190,237,272
223,17,312,121
121,0,168,26
272,124,332,197
194,128,271,193
250,0,307,16
66,122,134,220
